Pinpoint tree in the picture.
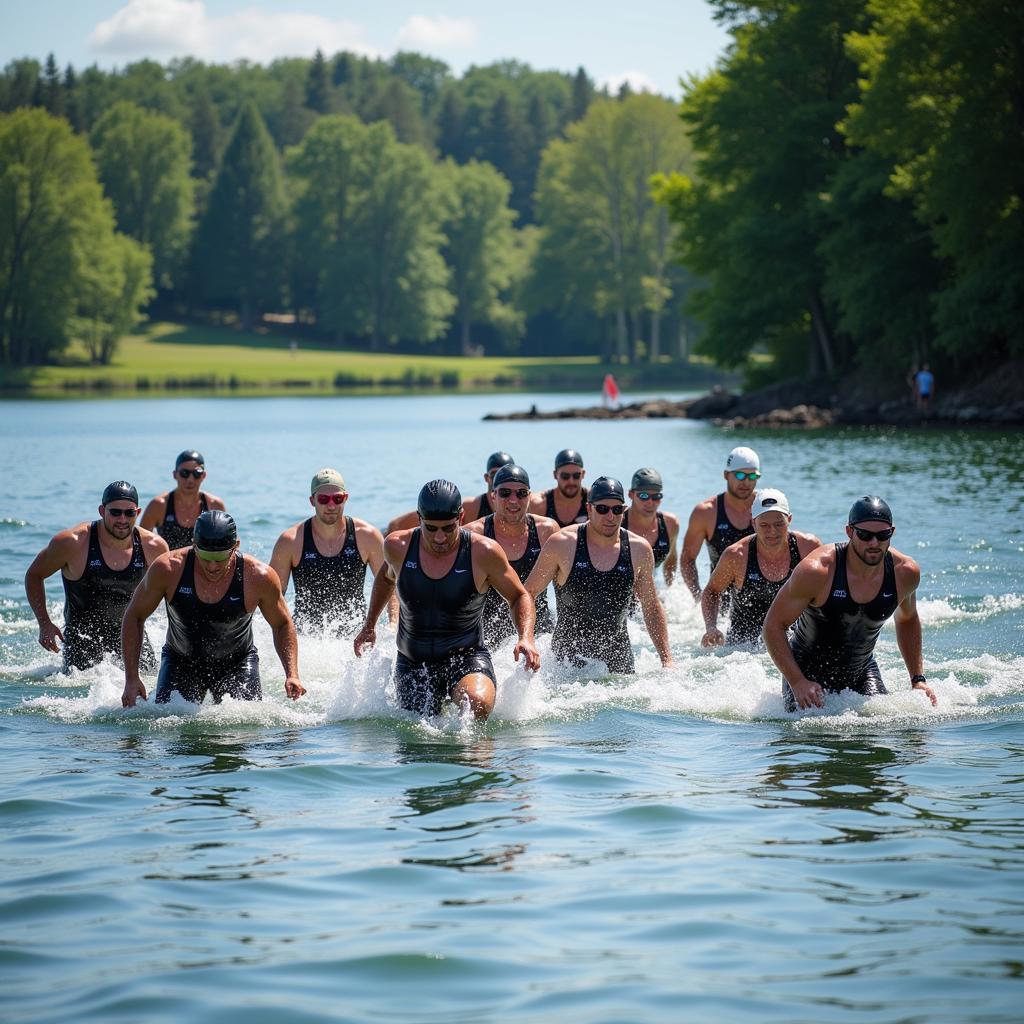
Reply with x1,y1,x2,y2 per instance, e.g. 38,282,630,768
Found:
305,49,331,114
0,108,152,365
843,0,1024,362
661,0,868,375
191,100,286,328
570,67,594,122
534,95,692,362
91,101,195,289
436,89,467,162
189,86,223,178
442,159,522,354
42,54,64,118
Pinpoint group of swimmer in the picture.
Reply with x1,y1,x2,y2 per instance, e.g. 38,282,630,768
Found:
25,444,937,722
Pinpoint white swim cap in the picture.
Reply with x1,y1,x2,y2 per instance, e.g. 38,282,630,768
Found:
725,446,760,472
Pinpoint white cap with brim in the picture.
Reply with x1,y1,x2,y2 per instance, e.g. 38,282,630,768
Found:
726,446,760,472
752,488,790,518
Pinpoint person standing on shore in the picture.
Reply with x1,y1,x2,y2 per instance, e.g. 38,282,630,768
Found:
623,468,680,587
354,480,539,721
141,450,227,551
121,511,304,706
25,481,168,673
679,446,760,603
526,477,673,673
700,489,820,647
466,464,560,646
270,468,385,635
762,496,937,711
914,364,935,411
529,449,589,528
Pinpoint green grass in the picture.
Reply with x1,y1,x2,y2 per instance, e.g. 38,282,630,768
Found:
0,321,729,396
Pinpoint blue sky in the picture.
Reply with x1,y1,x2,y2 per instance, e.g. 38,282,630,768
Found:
1,0,731,97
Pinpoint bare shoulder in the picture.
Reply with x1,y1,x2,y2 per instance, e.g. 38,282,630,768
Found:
687,496,718,532
384,529,414,560
790,543,835,593
58,521,93,548
352,516,383,541
891,547,921,585
469,530,505,562
793,530,822,556
532,514,561,542
138,526,169,556
205,492,227,510
245,555,282,592
722,534,751,565
148,548,185,583
464,518,487,536
627,531,655,565
662,510,682,532
275,520,304,545
145,492,169,511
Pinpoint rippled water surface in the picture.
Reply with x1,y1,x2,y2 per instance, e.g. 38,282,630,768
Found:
2,394,1023,1023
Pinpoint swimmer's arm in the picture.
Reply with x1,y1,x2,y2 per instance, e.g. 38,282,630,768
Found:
523,531,570,595
357,522,386,578
354,535,403,656
461,494,484,522
205,492,227,512
700,545,740,647
635,544,673,668
121,557,173,707
894,559,935,706
268,527,298,593
140,529,170,565
256,568,304,700
527,492,547,517
762,562,827,709
139,494,165,531
385,509,419,537
24,530,79,652
662,513,680,587
482,543,539,671
679,504,711,602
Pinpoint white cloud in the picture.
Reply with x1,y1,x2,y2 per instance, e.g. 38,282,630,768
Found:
89,0,380,63
395,15,478,51
598,70,661,96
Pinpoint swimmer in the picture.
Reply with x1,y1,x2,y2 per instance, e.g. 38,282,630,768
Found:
700,488,820,647
529,449,589,527
270,468,384,635
465,464,560,647
140,449,226,551
353,479,540,721
526,476,673,673
623,468,680,587
25,481,168,672
763,496,937,710
121,511,304,706
680,446,760,603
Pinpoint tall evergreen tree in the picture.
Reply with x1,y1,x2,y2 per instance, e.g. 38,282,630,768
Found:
42,54,64,118
191,100,286,328
62,64,83,132
189,86,222,179
305,49,331,114
570,67,594,122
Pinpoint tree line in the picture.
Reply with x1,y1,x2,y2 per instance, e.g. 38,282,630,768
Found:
657,0,1022,383
2,52,695,367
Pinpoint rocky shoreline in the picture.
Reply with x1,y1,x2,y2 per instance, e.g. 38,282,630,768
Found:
484,362,1024,428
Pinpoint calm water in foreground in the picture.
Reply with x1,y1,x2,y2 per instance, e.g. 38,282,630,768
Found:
1,393,1023,1024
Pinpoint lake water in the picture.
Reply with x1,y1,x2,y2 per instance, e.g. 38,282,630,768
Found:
1,393,1023,1023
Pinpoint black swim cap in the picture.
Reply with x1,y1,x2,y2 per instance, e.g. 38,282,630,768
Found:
555,448,584,469
589,476,625,503
630,467,663,492
176,449,204,468
102,481,138,506
486,451,515,473
193,510,237,551
848,495,893,526
417,480,462,520
492,464,530,489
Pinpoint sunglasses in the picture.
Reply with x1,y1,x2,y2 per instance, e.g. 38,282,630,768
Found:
593,503,625,516
106,507,139,518
177,468,205,479
423,522,459,534
636,491,663,501
316,493,346,505
732,471,760,481
558,471,582,480
497,487,529,499
195,546,233,562
852,526,895,542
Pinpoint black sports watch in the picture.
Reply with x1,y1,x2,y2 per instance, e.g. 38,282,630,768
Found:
910,674,927,684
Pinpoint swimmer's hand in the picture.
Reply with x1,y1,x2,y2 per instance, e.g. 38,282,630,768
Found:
353,622,375,658
38,620,64,653
701,628,725,648
121,677,147,708
513,638,541,672
912,680,937,706
285,676,306,700
661,655,676,669
788,677,824,710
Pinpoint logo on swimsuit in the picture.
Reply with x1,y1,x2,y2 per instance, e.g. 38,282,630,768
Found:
882,592,894,598
404,560,417,568
228,596,241,602
179,587,193,595
304,552,317,560
454,569,468,574
89,559,102,567
747,572,760,581
832,589,847,598
575,561,589,568
717,523,729,530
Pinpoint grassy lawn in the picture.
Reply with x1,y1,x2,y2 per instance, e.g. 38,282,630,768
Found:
0,321,727,396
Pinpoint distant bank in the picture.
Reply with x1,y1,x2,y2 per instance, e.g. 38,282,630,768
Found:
0,321,732,398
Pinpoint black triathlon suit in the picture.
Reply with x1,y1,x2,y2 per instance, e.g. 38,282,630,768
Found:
786,543,899,711
726,535,801,646
623,510,671,568
394,529,492,715
552,525,636,674
159,492,210,550
544,487,589,528
707,493,754,613
290,517,367,634
481,514,552,646
476,492,493,519
61,522,153,672
155,551,260,703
